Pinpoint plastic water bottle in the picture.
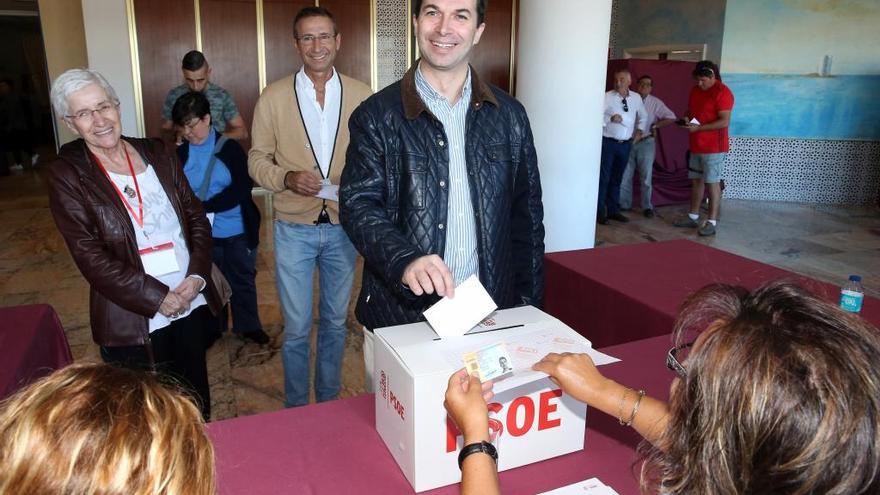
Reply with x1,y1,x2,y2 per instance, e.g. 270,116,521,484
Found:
840,275,864,313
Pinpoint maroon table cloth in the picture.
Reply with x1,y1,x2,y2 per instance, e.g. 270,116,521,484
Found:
545,240,879,348
0,304,73,400
208,334,676,495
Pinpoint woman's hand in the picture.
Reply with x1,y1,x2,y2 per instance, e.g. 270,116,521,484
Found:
158,291,190,317
172,276,203,303
444,369,494,443
532,352,612,406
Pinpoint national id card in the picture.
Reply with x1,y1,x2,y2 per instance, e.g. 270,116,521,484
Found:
462,342,514,382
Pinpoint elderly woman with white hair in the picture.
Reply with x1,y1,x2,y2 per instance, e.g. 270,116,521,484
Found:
47,68,222,419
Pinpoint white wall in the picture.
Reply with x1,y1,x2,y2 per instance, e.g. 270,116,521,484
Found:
81,0,140,137
516,0,612,252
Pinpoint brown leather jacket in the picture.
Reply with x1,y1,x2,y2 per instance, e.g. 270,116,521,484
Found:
48,137,221,348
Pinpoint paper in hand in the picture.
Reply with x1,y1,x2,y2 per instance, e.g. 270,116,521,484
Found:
689,117,700,125
423,275,497,338
316,178,339,201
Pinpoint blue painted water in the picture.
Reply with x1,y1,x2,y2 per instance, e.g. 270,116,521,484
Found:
725,74,880,140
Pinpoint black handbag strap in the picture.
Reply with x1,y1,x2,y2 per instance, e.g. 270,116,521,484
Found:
197,135,228,200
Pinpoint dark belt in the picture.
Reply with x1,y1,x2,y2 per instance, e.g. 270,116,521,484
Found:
603,136,632,144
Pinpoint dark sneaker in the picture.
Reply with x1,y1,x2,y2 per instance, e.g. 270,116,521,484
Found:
698,222,717,236
673,216,699,228
242,329,270,345
643,209,655,218
597,214,609,225
608,212,629,223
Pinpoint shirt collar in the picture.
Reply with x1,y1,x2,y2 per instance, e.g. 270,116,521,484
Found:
414,63,472,106
295,67,339,91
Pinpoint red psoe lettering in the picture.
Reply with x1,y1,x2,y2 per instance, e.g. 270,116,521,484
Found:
390,391,405,421
507,397,535,437
538,389,562,430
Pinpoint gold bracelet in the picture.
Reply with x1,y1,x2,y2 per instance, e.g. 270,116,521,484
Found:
623,389,646,427
617,388,632,425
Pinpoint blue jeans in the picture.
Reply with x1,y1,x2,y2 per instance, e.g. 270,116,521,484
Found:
598,137,633,217
620,137,655,210
212,234,262,333
274,220,356,407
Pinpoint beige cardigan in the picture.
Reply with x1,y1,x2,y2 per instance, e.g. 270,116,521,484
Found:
248,72,372,224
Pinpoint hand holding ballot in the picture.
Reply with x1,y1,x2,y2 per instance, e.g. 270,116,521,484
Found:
532,352,612,405
402,254,455,297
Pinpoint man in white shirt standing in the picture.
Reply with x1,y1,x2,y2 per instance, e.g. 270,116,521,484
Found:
599,69,648,225
620,74,677,218
248,7,372,407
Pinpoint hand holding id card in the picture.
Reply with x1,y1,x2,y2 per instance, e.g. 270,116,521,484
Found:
462,342,514,382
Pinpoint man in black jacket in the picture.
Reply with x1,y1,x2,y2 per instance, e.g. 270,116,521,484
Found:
339,0,544,390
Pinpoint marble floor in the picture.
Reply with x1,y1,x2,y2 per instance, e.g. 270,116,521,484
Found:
1,161,878,421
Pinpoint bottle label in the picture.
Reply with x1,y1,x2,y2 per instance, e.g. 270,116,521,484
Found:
840,290,864,313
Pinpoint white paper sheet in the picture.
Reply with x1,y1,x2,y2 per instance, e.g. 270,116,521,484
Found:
689,117,700,125
423,275,497,338
443,323,620,394
316,178,339,201
538,477,620,495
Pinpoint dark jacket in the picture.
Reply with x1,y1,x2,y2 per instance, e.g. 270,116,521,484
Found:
48,137,221,347
340,65,545,331
176,130,261,249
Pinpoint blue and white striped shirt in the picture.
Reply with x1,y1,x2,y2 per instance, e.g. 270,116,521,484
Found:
414,65,478,286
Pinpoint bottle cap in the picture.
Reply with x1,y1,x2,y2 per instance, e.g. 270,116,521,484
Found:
849,275,862,282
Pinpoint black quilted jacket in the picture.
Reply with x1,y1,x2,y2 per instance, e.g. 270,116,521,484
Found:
340,65,545,331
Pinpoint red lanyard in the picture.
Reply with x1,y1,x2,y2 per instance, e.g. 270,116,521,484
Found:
92,146,145,229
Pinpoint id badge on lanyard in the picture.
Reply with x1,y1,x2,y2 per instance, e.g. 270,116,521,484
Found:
138,240,180,276
93,146,182,278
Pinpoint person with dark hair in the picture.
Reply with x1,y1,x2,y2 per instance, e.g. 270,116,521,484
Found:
248,6,372,407
446,280,880,494
161,50,248,144
340,0,544,392
598,68,648,225
673,60,734,236
619,75,676,218
172,91,267,345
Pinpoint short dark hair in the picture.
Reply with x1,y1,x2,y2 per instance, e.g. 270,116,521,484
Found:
293,6,337,39
693,60,720,80
413,0,487,25
181,50,207,71
171,91,210,126
637,75,652,83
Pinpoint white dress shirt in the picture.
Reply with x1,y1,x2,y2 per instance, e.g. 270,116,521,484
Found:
602,90,648,141
295,67,341,178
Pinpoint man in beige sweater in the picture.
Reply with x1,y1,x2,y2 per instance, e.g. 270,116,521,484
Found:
248,6,372,407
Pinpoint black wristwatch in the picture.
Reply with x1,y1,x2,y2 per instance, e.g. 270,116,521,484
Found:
458,441,498,470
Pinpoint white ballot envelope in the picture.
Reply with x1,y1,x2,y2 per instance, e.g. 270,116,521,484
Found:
689,117,700,125
423,275,497,338
316,178,339,201
538,477,620,495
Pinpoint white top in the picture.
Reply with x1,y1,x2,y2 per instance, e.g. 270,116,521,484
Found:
295,67,341,179
107,165,206,332
642,94,676,130
602,90,648,140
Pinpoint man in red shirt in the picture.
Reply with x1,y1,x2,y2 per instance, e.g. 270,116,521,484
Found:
673,60,734,236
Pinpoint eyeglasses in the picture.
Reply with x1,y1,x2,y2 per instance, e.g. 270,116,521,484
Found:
621,97,629,113
666,342,693,379
181,117,204,132
65,101,119,123
296,32,336,44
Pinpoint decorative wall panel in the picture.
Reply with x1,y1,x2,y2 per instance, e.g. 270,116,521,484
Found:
376,0,408,90
725,138,880,205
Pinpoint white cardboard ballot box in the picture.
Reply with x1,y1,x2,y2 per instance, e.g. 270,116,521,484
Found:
374,306,589,492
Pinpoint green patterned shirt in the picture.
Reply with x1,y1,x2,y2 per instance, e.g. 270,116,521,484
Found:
162,82,239,133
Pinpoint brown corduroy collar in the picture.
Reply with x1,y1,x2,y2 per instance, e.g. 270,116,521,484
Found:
401,61,499,121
